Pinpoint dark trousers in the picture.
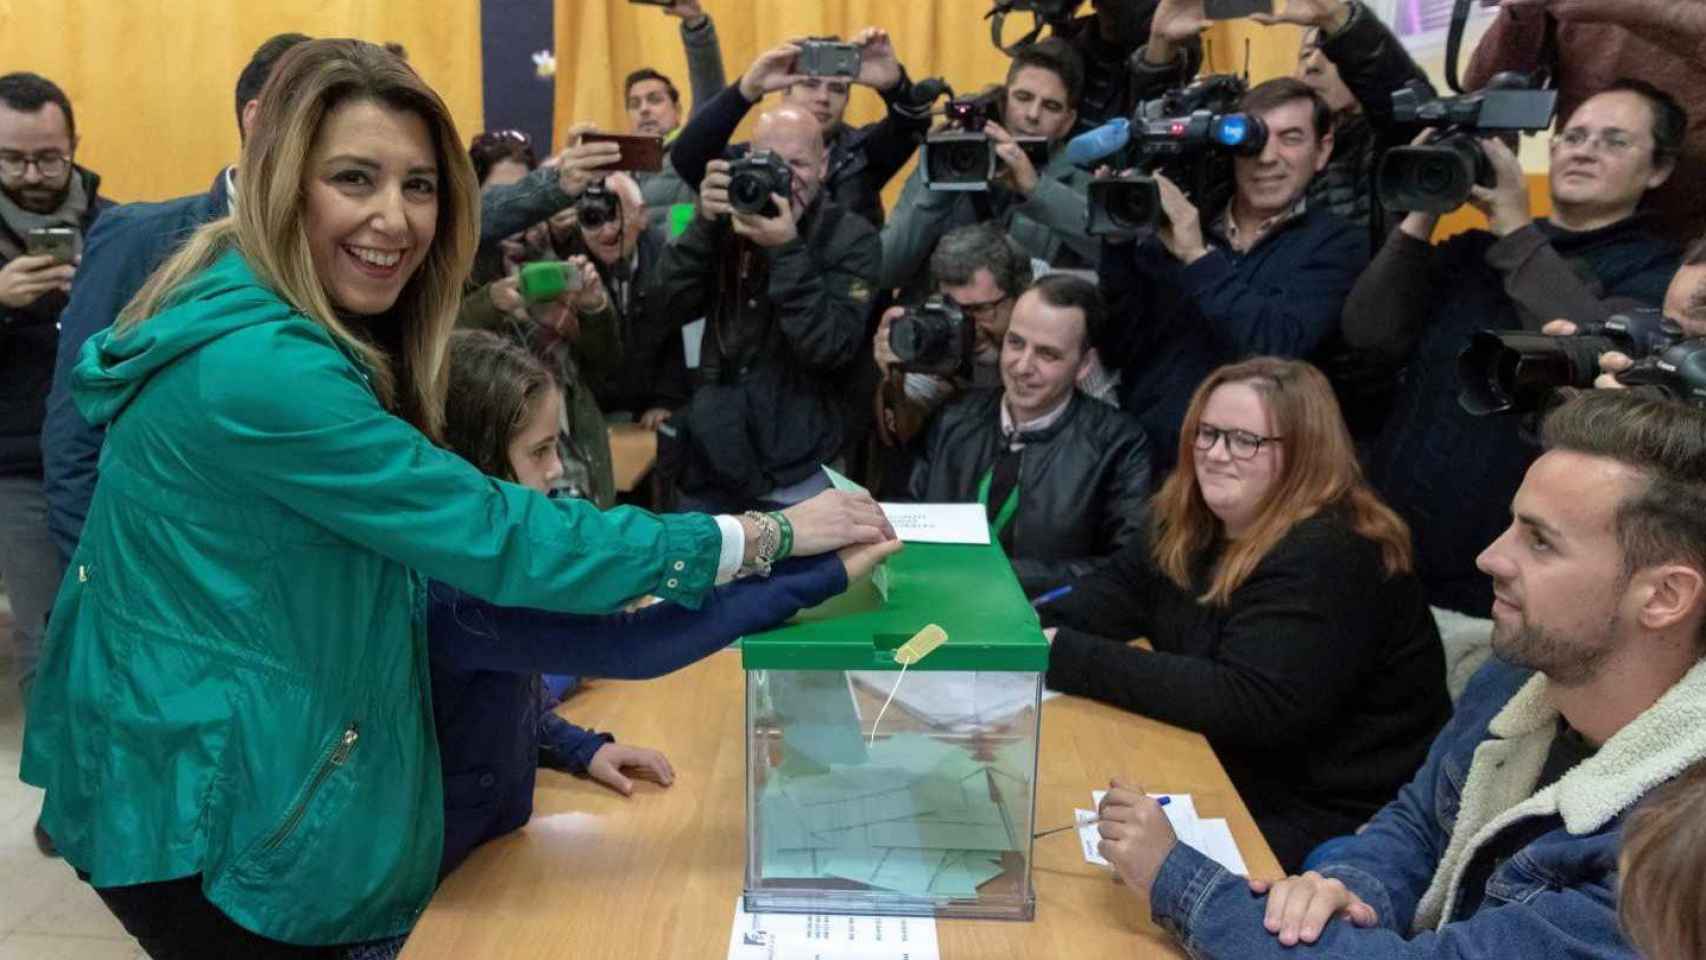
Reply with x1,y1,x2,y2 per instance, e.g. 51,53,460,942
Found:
90,874,345,959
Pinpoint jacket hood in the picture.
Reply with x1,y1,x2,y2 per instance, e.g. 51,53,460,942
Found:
71,248,296,428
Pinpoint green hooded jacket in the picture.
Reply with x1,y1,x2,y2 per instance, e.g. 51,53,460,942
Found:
20,249,721,945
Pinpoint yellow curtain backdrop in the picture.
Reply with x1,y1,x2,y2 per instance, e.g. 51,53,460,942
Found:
0,0,484,204
556,2,1303,213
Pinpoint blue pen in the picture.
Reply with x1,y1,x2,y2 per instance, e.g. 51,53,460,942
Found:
1031,585,1074,608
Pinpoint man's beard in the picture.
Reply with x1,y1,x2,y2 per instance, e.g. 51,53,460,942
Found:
3,178,69,215
1490,613,1617,688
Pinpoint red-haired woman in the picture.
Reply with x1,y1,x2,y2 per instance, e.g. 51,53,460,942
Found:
1042,357,1451,871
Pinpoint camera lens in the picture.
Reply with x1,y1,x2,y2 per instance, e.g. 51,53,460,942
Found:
944,142,984,177
731,173,764,209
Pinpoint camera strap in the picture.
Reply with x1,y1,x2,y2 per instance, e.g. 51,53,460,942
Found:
977,463,1022,541
1445,0,1559,94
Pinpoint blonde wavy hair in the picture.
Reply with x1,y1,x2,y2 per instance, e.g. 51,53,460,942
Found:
116,39,479,441
1151,357,1415,605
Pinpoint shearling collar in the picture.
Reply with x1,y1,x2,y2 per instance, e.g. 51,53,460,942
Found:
1413,656,1706,930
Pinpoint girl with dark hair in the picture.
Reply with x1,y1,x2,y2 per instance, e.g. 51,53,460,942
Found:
427,331,898,883
1040,357,1451,871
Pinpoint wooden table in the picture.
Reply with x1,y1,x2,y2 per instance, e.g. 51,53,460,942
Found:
608,423,658,494
400,650,1280,959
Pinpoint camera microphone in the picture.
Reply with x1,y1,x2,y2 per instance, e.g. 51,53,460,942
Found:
1065,118,1130,167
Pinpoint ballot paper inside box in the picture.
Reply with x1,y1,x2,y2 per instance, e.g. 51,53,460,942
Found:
738,540,1048,921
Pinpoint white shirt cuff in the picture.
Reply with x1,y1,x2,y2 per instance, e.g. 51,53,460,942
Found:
713,514,745,584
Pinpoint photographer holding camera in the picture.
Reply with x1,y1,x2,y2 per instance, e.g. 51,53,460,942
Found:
1098,75,1367,472
869,224,1031,445
658,105,882,513
1345,80,1684,617
1468,0,1706,245
622,0,728,231
881,37,1097,296
667,28,933,230
1242,1,1432,231
905,274,1152,595
1539,233,1706,390
1018,0,1203,131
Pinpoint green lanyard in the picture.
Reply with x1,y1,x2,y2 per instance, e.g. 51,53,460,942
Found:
977,467,1021,539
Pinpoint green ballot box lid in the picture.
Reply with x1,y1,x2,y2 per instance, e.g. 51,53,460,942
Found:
740,539,1048,673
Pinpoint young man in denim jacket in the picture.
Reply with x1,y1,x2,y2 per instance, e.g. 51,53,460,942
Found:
1093,389,1706,959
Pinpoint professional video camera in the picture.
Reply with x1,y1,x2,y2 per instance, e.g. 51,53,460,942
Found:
888,296,973,379
727,151,793,216
1378,73,1557,214
574,183,619,229
921,93,1051,192
1457,308,1706,415
1073,74,1266,238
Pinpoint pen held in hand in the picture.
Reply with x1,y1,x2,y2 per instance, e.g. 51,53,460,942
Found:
1033,795,1169,838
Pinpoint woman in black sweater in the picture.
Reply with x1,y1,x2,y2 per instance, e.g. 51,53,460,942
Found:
1043,357,1450,872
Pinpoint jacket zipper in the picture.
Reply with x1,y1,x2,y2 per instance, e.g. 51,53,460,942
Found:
261,722,360,851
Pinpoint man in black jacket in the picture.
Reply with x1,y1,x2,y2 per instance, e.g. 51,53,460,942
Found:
0,72,110,709
668,28,932,230
1099,76,1367,473
548,173,686,430
1345,80,1685,617
907,275,1152,596
659,106,882,513
1252,0,1430,234
1048,0,1202,131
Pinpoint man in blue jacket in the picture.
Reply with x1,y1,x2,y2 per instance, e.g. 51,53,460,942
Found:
42,35,625,568
1089,389,1706,960
1099,76,1368,471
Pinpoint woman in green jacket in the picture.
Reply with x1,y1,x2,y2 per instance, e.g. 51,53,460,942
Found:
20,40,891,958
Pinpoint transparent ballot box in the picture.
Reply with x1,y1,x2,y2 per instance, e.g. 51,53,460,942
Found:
740,541,1049,921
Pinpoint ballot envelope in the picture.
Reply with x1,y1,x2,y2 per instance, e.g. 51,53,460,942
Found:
739,540,1048,921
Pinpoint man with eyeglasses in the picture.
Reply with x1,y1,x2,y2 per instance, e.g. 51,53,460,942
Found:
869,224,1033,449
666,27,933,231
1468,0,1706,245
0,71,110,736
1342,80,1684,619
904,274,1152,596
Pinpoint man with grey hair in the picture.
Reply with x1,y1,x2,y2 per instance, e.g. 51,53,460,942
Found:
658,105,882,513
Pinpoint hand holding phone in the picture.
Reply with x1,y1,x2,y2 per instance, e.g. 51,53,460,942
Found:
26,226,80,264
578,132,665,173
1205,0,1275,19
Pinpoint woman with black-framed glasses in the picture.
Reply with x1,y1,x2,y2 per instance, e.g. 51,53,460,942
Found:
1038,357,1451,872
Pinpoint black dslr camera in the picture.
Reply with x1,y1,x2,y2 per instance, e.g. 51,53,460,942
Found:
1086,74,1266,238
889,297,973,379
574,183,619,229
1378,73,1557,214
922,94,1050,192
1457,308,1706,415
727,151,793,216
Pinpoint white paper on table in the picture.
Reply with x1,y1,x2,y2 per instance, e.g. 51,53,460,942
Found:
875,503,991,545
1195,818,1250,876
726,897,942,960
